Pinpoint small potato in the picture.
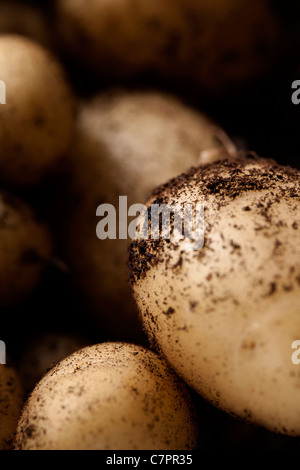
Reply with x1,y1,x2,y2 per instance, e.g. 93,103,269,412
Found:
0,35,75,186
129,155,300,436
0,191,52,308
59,89,229,341
0,363,24,450
15,343,199,450
19,333,88,394
55,0,279,95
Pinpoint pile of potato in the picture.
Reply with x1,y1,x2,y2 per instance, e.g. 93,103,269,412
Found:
0,0,299,451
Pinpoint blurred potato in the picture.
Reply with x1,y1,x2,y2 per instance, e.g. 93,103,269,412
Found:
0,35,75,186
0,362,23,450
58,89,230,341
0,191,52,308
55,0,279,95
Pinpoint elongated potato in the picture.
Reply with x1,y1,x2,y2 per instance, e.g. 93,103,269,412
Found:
0,191,52,308
0,35,74,186
59,89,230,341
0,363,23,450
15,343,199,450
129,155,300,436
55,0,279,95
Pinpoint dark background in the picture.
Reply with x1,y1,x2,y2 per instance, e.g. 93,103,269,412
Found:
1,0,300,450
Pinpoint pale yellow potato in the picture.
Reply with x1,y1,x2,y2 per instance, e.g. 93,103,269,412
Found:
59,89,229,341
129,155,300,436
0,35,74,186
0,191,52,308
55,0,279,94
0,363,24,450
15,343,199,450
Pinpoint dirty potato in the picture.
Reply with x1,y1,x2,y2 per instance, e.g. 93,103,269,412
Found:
15,343,199,450
129,155,300,436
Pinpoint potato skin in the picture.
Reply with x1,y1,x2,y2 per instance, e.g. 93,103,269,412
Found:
55,0,279,95
129,156,300,436
0,35,74,186
0,192,52,308
15,343,199,450
59,89,227,341
0,363,24,450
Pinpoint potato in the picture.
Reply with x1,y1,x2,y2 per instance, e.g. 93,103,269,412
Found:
0,2,53,49
0,35,74,186
55,0,279,95
0,191,52,308
0,362,24,450
19,333,88,394
129,155,300,435
15,343,199,450
59,89,229,341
